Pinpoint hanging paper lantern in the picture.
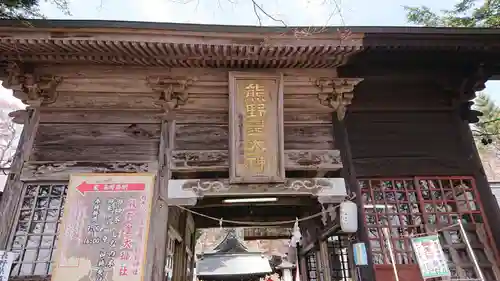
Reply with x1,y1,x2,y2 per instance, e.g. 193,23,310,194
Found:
340,200,358,233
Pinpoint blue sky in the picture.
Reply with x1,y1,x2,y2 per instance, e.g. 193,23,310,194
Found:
1,0,499,105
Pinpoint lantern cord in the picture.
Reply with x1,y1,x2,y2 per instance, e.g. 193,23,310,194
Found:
173,193,356,226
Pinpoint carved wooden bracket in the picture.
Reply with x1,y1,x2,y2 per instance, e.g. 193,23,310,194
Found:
314,78,363,120
441,64,490,103
146,76,197,115
21,161,156,181
3,62,62,107
8,109,29,125
166,177,347,206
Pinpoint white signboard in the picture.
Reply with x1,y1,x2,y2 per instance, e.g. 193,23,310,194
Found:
0,251,17,281
411,235,451,279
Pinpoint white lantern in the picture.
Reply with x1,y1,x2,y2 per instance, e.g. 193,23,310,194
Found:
340,200,358,233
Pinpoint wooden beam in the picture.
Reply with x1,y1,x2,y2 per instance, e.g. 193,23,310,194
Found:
144,121,171,281
0,109,39,249
332,113,376,280
171,149,342,172
191,196,315,208
38,108,334,125
166,177,347,207
20,150,342,180
20,161,158,181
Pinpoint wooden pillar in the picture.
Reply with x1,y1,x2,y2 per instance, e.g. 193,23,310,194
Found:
185,213,196,281
318,240,332,281
173,210,187,281
332,114,376,281
144,120,172,281
0,108,39,249
189,229,196,280
300,255,308,281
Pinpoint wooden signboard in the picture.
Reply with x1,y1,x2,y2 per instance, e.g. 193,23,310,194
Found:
229,72,285,183
243,227,292,240
51,173,155,281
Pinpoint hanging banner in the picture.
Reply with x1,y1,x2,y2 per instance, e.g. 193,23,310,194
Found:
0,251,17,281
51,173,155,281
411,235,451,279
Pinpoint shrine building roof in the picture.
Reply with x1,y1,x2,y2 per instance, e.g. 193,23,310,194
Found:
0,19,499,68
196,229,272,277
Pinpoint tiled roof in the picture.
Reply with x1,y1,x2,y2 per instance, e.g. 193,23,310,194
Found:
197,254,272,276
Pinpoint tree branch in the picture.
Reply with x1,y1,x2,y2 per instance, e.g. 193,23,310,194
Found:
250,0,287,26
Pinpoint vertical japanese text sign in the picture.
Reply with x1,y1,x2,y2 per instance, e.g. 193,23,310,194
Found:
411,235,451,279
0,251,16,281
229,72,285,183
51,173,155,281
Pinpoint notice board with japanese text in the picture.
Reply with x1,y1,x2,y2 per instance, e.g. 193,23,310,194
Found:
51,173,155,281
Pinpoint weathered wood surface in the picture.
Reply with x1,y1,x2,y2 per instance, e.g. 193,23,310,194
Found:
175,211,188,281
347,111,466,176
34,65,336,85
31,123,161,161
40,110,164,124
40,110,333,124
145,120,171,281
31,145,158,161
170,149,342,172
345,78,465,178
167,177,346,198
43,92,335,111
298,217,321,254
243,227,292,240
350,83,452,110
333,112,376,279
318,240,332,281
21,161,158,180
353,156,470,177
50,79,334,95
167,207,182,235
0,109,39,249
21,149,342,180
283,124,334,149
28,66,339,112
228,72,285,183
35,124,161,145
173,124,334,150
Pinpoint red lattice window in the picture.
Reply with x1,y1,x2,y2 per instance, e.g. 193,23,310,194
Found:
359,177,499,280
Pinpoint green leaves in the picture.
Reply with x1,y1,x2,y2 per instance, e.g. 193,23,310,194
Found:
404,0,500,27
473,92,500,149
404,0,500,151
0,0,70,19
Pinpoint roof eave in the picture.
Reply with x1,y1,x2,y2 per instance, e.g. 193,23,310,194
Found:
1,19,500,35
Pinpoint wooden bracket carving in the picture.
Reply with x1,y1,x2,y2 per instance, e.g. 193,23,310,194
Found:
460,64,489,101
314,78,363,120
146,76,197,115
8,109,29,125
21,161,155,181
441,64,490,103
3,62,62,107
